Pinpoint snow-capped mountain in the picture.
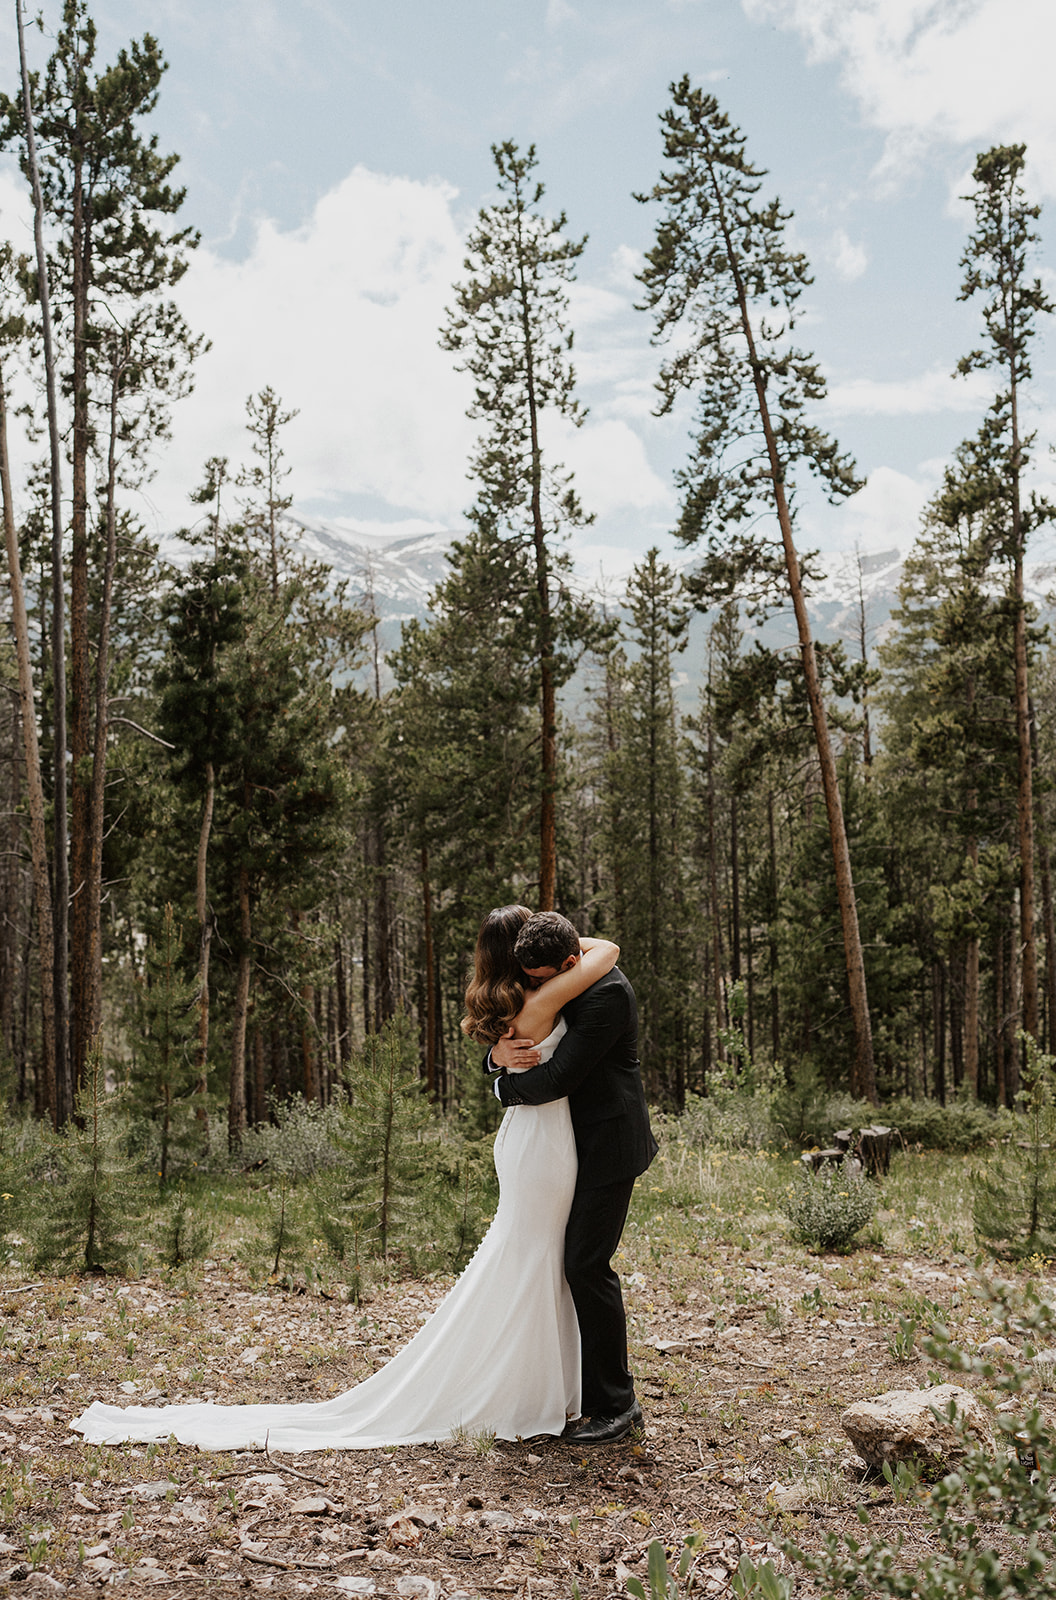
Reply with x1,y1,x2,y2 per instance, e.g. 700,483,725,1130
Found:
288,514,454,620
281,515,1056,655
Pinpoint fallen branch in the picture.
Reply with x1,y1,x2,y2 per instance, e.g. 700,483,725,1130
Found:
264,1432,330,1487
239,1549,331,1573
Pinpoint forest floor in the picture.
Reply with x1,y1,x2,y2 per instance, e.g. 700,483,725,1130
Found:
1,1150,1053,1600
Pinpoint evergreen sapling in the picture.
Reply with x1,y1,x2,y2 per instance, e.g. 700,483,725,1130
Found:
34,1038,144,1274
974,1032,1056,1257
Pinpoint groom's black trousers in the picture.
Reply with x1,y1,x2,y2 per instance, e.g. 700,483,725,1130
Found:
564,1175,636,1418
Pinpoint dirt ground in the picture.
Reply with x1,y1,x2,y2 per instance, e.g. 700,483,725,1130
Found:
0,1242,1051,1600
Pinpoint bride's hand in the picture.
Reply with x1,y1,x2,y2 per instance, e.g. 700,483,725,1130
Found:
492,1028,541,1071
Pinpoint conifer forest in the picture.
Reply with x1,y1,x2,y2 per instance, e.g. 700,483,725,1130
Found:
2,1,1055,1205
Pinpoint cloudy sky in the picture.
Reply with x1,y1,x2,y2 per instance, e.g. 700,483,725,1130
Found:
2,0,1055,579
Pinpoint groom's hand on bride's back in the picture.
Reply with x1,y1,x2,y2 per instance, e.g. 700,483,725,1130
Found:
491,1028,541,1071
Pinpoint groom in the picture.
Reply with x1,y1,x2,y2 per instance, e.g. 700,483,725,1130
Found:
489,911,658,1444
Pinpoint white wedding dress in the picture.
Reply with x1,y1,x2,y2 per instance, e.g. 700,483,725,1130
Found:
71,1021,580,1452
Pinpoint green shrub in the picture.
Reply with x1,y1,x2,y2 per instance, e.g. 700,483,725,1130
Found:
973,1036,1056,1258
770,1062,873,1149
238,1095,345,1179
783,1159,876,1252
885,1093,1005,1152
670,1089,778,1151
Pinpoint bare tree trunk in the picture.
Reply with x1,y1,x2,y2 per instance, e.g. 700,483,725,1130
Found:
66,35,93,1104
730,792,741,983
301,981,316,1102
705,665,726,1062
252,1026,265,1127
712,175,876,1102
518,238,557,912
1,691,17,1062
84,338,126,1055
372,823,394,1029
995,920,1007,1109
195,761,214,1103
18,0,69,1123
334,930,350,1071
855,548,872,775
1028,699,1056,1055
0,354,57,1121
932,960,947,1106
229,862,251,1149
767,788,781,1066
964,933,980,1094
1013,549,1037,1040
421,843,437,1097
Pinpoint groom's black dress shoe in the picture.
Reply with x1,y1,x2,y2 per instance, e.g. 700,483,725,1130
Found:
565,1400,643,1445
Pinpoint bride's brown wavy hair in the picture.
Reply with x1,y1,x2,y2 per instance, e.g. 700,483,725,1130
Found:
460,904,534,1045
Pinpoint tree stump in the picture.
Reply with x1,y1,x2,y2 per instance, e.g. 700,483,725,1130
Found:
859,1125,893,1177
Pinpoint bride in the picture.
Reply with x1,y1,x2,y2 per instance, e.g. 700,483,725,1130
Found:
71,906,619,1452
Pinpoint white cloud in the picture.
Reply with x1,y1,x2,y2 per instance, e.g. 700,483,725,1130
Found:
744,0,1056,196
546,0,577,27
126,166,675,543
822,365,991,417
0,164,33,248
142,166,477,533
831,227,868,281
550,416,672,517
828,464,932,553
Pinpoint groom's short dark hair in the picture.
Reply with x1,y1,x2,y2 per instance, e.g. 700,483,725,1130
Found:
514,911,579,970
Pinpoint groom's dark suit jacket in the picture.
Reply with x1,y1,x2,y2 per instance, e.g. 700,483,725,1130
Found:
494,967,658,1190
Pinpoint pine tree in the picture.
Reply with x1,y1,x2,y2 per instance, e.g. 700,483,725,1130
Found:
0,239,57,1119
441,141,601,909
601,550,691,1102
637,78,876,1103
128,903,200,1184
34,1038,143,1274
956,144,1054,1044
1,0,201,1104
325,1014,432,1264
879,436,1022,1101
237,387,299,597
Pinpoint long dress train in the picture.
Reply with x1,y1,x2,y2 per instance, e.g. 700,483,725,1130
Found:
70,1022,579,1452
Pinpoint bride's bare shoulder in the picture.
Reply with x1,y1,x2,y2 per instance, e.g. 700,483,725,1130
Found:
513,991,562,1041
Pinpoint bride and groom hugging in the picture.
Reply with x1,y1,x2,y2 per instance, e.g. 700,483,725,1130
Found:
479,907,659,1445
71,906,657,1454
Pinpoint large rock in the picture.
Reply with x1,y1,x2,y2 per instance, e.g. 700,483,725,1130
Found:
841,1383,994,1470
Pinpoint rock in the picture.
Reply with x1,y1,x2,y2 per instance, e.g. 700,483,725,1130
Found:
239,1346,265,1365
385,1514,421,1548
397,1504,440,1528
979,1336,1019,1357
22,1575,66,1596
841,1384,994,1469
479,1509,518,1530
130,1480,177,1501
395,1581,439,1600
334,1581,377,1597
291,1496,333,1515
